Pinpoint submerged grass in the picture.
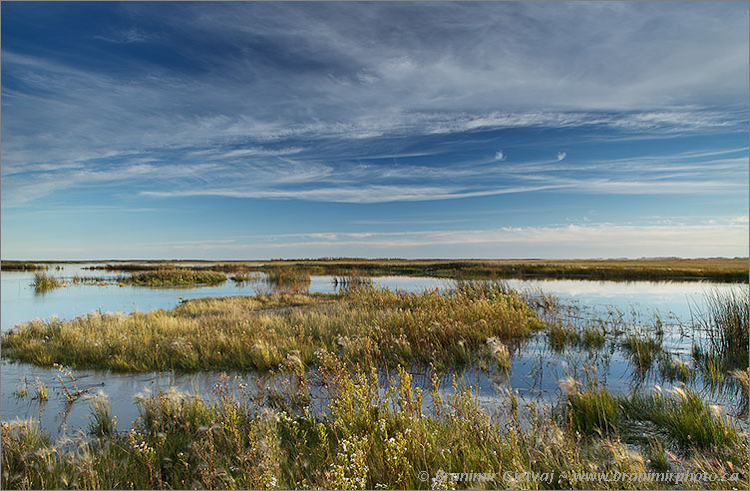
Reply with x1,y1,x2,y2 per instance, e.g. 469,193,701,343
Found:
565,384,621,435
1,283,543,372
2,368,746,490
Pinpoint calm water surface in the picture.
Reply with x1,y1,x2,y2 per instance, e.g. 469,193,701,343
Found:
1,263,746,437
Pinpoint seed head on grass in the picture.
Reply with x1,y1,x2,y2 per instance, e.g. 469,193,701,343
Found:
486,336,510,370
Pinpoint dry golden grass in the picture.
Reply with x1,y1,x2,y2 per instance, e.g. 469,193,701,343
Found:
1,283,542,372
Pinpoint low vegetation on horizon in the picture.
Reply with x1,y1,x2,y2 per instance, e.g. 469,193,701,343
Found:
4,257,747,282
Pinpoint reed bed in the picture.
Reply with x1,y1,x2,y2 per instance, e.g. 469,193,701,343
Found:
1,283,542,372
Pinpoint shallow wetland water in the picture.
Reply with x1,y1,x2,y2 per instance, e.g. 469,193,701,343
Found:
1,263,747,438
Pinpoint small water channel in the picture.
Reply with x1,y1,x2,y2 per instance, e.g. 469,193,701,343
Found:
1,263,746,438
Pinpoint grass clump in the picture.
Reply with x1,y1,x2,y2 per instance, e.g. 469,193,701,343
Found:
692,288,749,374
644,436,670,472
485,336,511,370
87,392,116,438
230,272,258,283
32,272,61,293
1,284,542,373
120,269,227,287
623,385,741,450
562,380,621,435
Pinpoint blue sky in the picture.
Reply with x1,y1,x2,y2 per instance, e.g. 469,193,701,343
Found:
1,1,748,260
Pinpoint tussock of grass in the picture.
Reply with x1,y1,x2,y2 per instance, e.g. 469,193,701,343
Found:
88,392,116,438
1,284,542,372
564,384,621,435
31,378,48,401
644,436,670,472
32,272,61,293
230,272,257,283
119,269,227,287
622,386,741,449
